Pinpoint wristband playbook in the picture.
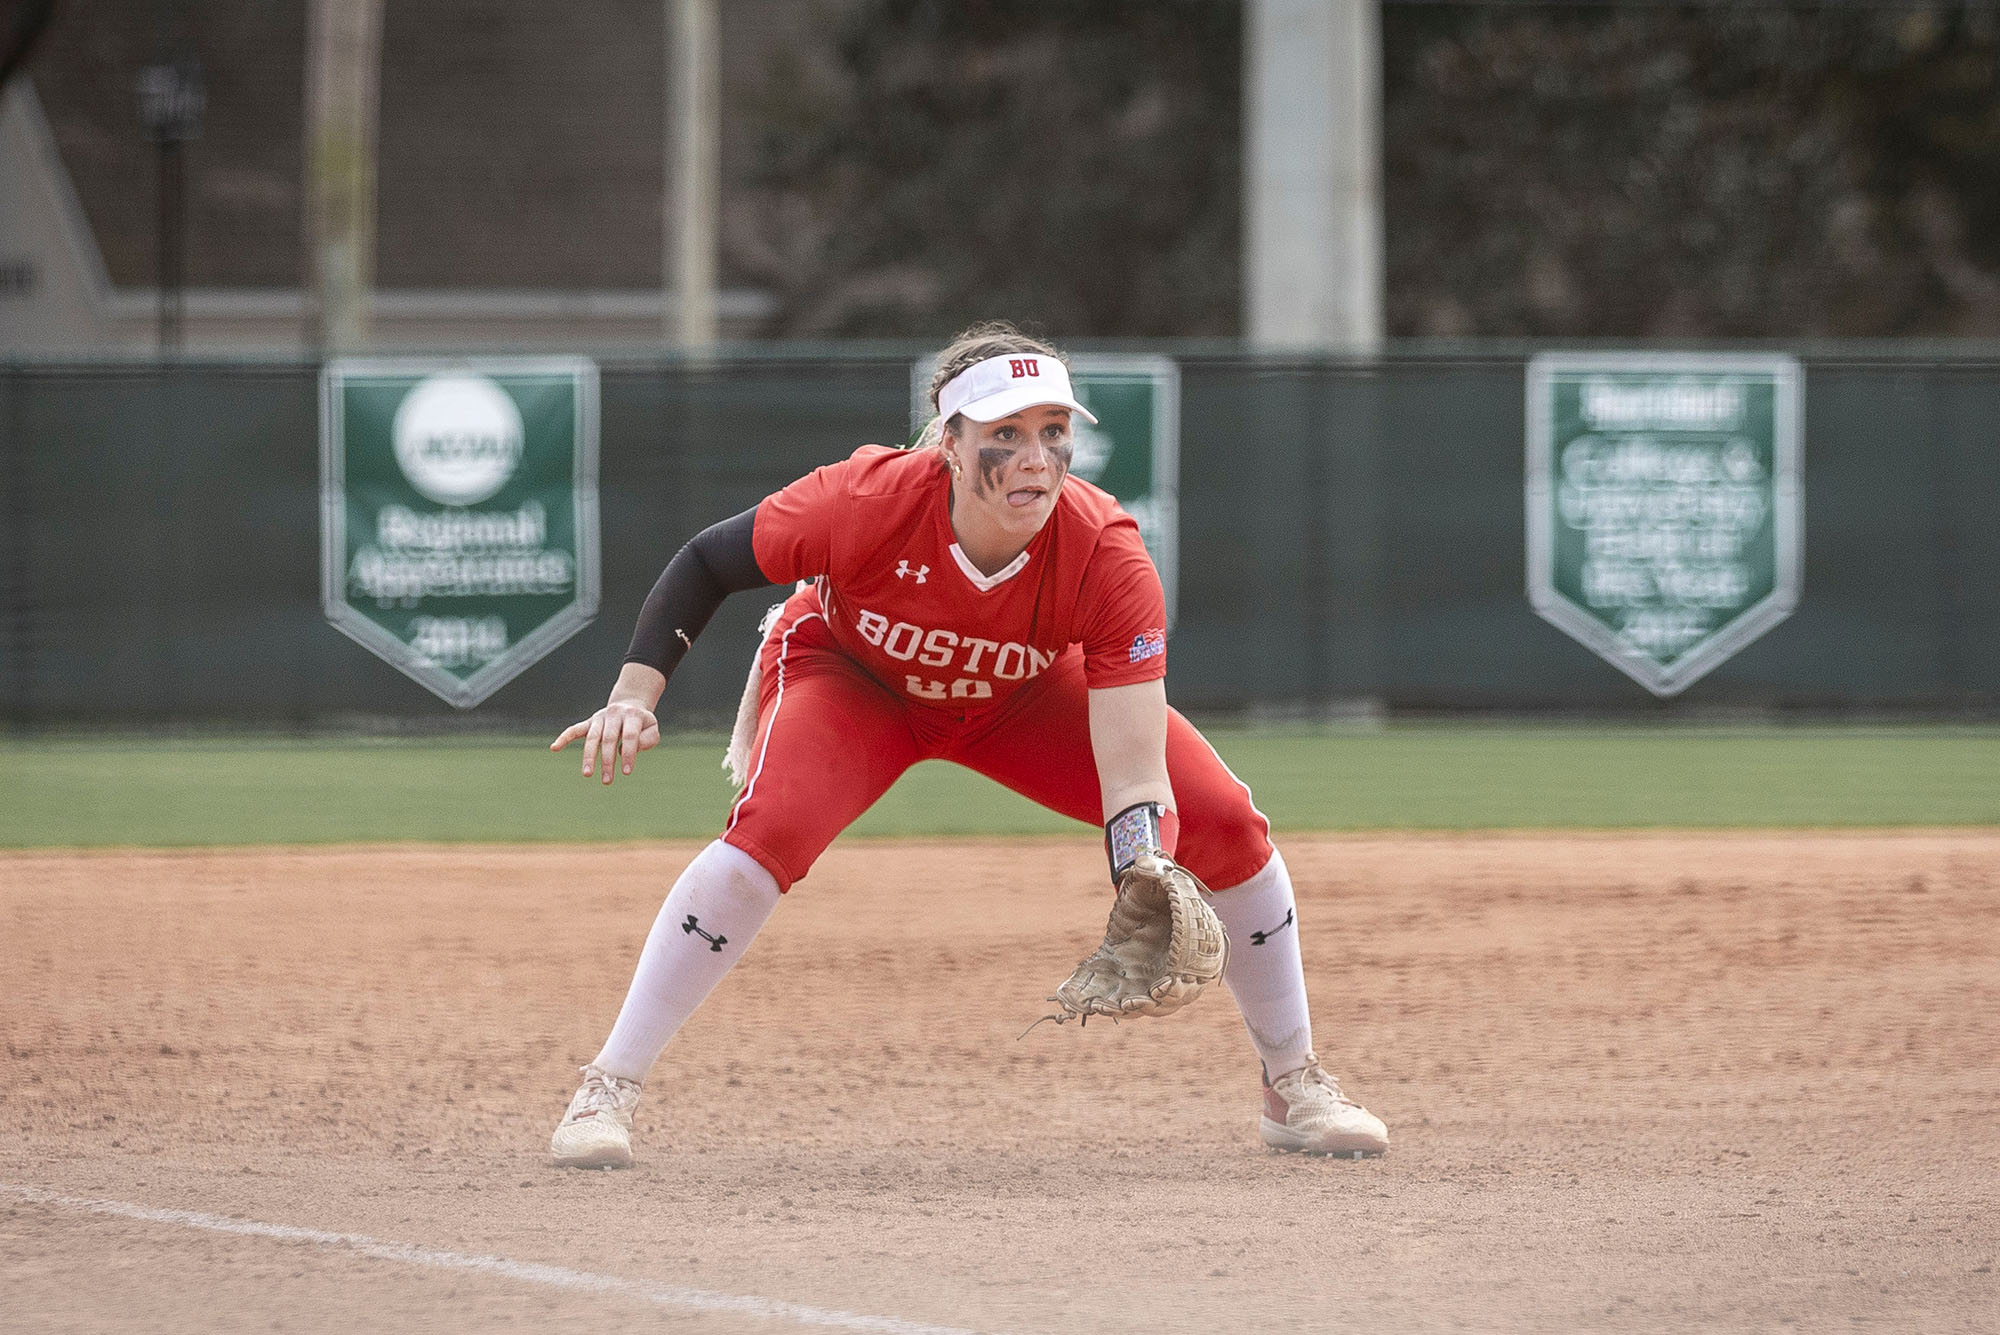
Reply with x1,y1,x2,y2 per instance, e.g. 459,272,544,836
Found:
1104,800,1181,883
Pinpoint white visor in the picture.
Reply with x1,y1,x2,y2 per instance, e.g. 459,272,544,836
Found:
936,353,1098,425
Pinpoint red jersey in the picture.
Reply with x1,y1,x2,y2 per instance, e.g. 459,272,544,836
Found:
751,445,1166,713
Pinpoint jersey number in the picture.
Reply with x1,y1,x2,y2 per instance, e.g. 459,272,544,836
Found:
905,676,994,702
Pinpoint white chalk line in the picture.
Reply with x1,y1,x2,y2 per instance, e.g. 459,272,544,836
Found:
1,1182,987,1335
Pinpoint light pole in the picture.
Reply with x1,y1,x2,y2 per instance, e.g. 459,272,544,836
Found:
303,0,383,354
667,0,718,351
135,57,205,354
1245,0,1382,352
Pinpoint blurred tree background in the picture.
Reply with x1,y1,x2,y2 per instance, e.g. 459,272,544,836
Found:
18,0,2000,341
1385,3,2000,338
736,0,2000,340
730,0,1243,338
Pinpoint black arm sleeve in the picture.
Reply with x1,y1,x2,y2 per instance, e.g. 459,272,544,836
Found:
622,506,773,678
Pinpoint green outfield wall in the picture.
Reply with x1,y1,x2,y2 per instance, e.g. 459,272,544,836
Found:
2,350,1996,726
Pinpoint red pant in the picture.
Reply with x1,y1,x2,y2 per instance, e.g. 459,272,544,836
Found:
722,590,1274,892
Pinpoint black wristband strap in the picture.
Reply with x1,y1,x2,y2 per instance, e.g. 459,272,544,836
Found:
1105,801,1167,884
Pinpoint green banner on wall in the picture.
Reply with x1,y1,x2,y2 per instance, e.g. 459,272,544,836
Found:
320,359,599,707
912,354,1180,622
1527,353,1802,697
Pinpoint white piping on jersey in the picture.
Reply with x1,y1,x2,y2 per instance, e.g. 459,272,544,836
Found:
727,610,824,832
947,542,1030,593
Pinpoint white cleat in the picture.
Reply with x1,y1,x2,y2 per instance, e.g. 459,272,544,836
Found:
550,1064,643,1169
1260,1055,1389,1158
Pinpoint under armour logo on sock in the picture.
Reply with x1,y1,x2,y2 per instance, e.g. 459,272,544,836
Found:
1250,907,1294,946
681,914,726,952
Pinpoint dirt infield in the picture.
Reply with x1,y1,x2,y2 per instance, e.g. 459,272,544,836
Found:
3,833,1996,1333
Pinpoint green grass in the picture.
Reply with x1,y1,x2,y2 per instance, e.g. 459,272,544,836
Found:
1,727,1995,849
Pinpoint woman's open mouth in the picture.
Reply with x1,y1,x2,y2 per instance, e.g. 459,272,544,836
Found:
1006,486,1046,508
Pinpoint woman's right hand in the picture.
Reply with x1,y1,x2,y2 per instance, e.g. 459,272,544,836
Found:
551,699,661,785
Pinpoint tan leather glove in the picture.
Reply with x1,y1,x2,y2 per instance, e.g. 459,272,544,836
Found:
1047,853,1229,1023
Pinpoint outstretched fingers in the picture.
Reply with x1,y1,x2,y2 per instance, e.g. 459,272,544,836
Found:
553,706,658,783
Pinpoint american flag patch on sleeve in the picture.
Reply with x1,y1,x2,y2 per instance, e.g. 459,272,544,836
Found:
1128,628,1166,663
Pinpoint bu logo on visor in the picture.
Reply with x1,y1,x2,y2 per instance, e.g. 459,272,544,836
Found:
1008,358,1039,378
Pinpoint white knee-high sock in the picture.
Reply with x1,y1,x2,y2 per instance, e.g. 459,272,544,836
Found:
591,839,781,1081
1208,849,1315,1078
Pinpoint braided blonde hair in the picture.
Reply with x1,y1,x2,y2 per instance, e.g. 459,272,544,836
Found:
912,321,1071,463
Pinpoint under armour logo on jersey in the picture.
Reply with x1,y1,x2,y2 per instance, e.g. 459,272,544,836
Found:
681,914,726,952
1250,907,1294,946
895,561,929,583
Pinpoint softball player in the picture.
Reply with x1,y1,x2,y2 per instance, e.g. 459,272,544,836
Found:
549,322,1387,1167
